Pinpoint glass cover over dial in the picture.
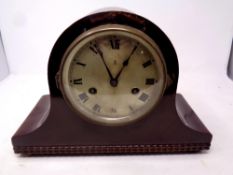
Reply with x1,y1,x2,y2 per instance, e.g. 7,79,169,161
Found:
60,24,166,125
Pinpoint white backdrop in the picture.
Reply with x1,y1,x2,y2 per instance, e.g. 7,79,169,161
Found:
0,0,232,76
0,0,233,175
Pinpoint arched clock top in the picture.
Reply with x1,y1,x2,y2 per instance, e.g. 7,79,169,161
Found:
47,11,179,97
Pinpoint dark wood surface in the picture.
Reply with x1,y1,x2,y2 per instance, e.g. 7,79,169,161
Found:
12,94,212,155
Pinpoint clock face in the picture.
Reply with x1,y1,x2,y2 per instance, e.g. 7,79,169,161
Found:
60,24,166,125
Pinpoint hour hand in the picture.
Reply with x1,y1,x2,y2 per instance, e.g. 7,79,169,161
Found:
114,43,139,81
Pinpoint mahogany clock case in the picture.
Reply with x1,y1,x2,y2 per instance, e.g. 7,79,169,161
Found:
11,11,212,155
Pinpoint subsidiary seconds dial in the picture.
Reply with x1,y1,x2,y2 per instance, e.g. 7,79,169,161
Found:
60,24,167,125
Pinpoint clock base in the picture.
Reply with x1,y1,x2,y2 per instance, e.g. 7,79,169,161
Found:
12,94,212,155
13,143,210,155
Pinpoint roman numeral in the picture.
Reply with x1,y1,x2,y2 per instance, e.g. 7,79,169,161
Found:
129,105,134,111
89,42,102,55
93,104,101,112
76,62,86,67
110,108,117,113
143,60,152,68
72,78,82,85
145,78,155,85
139,93,149,102
110,37,120,49
78,93,89,103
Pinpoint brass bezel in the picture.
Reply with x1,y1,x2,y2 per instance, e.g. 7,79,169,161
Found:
59,24,167,126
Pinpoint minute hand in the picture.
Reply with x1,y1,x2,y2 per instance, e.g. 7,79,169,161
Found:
114,43,138,80
94,43,114,80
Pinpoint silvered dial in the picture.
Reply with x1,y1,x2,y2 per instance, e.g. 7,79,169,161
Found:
60,24,166,125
